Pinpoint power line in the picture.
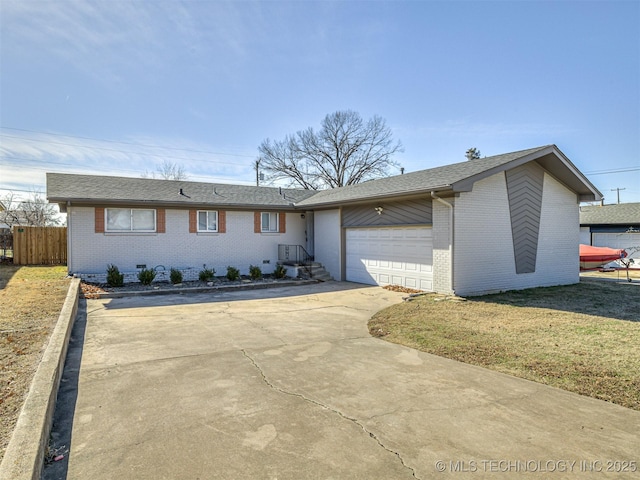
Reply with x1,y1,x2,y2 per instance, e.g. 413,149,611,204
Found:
584,166,640,175
0,126,256,158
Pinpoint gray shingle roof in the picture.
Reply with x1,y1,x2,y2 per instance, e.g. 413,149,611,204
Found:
47,174,316,208
580,202,640,225
297,145,597,206
47,145,602,209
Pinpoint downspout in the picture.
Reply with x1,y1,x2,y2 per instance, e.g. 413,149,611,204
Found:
431,192,454,294
66,201,72,275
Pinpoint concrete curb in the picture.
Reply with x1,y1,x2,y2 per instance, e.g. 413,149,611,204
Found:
0,278,81,480
93,278,320,299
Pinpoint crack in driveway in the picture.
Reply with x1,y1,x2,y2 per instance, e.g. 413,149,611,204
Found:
241,349,420,479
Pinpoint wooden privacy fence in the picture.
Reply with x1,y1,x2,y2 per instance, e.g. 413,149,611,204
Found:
12,226,67,265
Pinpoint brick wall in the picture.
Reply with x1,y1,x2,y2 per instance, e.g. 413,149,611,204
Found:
432,198,453,294
453,172,579,296
68,207,306,279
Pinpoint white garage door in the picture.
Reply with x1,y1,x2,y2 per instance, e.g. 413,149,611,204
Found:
592,232,640,250
346,227,433,291
592,232,640,266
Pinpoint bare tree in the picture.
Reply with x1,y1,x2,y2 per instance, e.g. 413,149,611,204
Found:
465,148,481,161
142,161,189,180
258,110,403,189
0,191,61,227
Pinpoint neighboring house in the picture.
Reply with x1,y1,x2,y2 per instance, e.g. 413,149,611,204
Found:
580,202,640,267
47,144,602,296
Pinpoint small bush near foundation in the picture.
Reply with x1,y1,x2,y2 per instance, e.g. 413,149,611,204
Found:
106,264,124,287
170,268,183,284
138,268,156,285
226,266,240,281
249,265,262,280
273,264,287,279
199,266,215,282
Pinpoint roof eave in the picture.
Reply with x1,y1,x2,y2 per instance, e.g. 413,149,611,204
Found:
298,185,454,208
451,145,603,202
50,198,298,210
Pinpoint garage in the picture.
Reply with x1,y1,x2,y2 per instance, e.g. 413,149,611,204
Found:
346,227,433,291
580,203,640,262
592,232,640,250
591,231,640,267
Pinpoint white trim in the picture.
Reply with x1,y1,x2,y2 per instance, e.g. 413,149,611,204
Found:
261,212,279,233
197,210,219,233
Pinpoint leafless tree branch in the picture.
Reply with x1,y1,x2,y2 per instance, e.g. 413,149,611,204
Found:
0,191,61,228
258,110,402,189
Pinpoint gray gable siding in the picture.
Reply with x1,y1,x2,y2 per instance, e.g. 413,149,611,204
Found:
342,198,432,227
505,163,545,274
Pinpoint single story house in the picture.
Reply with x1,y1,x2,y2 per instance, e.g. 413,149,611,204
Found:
47,144,602,296
580,202,640,267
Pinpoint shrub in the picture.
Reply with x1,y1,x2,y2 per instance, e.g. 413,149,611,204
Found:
106,264,124,287
249,265,262,280
138,268,156,286
199,266,215,282
226,266,240,281
273,264,287,279
170,268,183,285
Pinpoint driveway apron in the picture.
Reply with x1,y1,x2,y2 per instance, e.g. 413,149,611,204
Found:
50,283,639,479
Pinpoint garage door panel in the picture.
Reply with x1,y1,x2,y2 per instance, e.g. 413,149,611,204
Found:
346,227,433,291
420,264,433,273
593,233,640,249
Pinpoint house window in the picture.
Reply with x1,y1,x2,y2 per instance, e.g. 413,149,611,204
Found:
197,211,218,232
106,208,156,232
261,212,279,232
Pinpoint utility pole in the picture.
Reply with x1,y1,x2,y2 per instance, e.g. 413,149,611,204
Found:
610,187,626,204
255,159,261,186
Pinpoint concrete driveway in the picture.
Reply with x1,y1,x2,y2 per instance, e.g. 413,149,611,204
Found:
47,282,639,479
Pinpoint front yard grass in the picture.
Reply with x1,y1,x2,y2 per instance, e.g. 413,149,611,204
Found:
369,281,640,410
0,265,70,461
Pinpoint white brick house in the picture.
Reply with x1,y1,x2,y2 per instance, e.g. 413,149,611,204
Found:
47,145,602,295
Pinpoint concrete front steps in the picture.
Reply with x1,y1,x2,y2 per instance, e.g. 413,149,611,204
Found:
279,262,333,282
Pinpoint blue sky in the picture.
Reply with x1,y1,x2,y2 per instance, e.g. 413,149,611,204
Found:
1,0,639,208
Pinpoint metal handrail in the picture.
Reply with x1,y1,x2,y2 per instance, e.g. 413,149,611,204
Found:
278,244,314,277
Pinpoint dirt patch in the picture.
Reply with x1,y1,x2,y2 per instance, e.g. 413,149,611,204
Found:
369,281,640,410
0,265,70,461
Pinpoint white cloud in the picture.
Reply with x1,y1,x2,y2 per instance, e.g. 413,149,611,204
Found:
0,130,258,198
